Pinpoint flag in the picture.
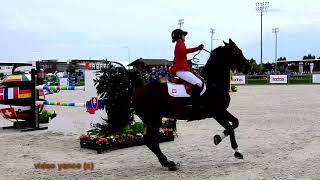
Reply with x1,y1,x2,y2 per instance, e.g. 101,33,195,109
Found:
0,88,3,101
0,108,17,119
86,97,104,114
18,87,31,99
3,87,19,100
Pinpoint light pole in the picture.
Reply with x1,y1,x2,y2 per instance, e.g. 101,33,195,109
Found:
256,1,269,67
210,28,215,51
272,27,279,72
178,19,184,29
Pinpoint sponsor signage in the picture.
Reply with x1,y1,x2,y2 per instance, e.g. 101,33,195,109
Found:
312,74,320,84
269,75,288,84
231,75,246,85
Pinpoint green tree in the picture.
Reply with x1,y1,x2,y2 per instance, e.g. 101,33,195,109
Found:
263,62,273,72
248,58,263,73
277,56,286,61
303,54,316,60
94,60,144,136
0,73,4,80
68,60,79,75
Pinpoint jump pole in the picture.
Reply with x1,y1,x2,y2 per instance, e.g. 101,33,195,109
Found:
36,100,85,107
36,85,85,91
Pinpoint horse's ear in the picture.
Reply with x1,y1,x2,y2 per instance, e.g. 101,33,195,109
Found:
223,41,229,46
229,38,235,45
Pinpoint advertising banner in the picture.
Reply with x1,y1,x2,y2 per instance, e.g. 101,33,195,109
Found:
269,75,288,84
231,75,246,85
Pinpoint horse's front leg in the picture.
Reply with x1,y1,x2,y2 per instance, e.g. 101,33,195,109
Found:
144,118,179,171
212,110,243,159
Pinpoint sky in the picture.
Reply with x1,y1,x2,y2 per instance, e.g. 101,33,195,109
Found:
0,0,320,66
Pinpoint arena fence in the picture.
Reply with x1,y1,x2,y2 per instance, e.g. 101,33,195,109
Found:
231,74,320,85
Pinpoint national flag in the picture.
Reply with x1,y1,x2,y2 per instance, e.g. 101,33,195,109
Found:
0,108,17,119
0,88,3,101
18,87,31,99
38,90,45,96
3,87,19,100
86,97,104,114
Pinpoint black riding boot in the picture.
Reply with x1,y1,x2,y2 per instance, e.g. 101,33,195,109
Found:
188,84,202,121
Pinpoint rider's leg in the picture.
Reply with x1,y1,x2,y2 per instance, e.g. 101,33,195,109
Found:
176,71,203,120
175,71,203,87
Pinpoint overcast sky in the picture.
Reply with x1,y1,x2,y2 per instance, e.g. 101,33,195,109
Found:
1,0,320,66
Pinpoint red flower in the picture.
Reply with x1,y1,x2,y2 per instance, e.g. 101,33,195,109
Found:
114,134,120,139
96,137,109,145
80,134,89,140
99,137,108,143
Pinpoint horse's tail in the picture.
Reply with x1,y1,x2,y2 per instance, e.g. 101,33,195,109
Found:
95,61,144,134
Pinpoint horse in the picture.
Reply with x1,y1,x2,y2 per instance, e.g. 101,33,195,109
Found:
96,38,249,171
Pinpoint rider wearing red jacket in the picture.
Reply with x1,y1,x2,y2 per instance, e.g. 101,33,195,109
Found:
169,29,204,120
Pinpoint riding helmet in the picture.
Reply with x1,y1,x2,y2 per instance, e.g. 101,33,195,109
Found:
171,29,188,43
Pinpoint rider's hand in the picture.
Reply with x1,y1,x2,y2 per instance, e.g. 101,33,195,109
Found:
198,44,204,50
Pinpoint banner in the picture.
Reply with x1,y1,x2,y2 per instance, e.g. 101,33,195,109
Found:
312,74,320,83
231,75,246,85
269,75,288,84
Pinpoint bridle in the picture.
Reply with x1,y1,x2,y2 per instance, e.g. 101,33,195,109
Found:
192,48,211,64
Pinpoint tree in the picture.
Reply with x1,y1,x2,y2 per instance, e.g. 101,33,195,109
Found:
263,62,273,72
0,73,4,80
67,60,79,75
277,56,286,61
303,54,316,60
248,58,263,74
94,60,144,135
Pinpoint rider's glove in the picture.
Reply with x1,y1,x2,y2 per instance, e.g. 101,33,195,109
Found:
197,44,204,50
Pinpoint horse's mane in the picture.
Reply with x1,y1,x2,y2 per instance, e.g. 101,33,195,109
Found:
200,46,224,79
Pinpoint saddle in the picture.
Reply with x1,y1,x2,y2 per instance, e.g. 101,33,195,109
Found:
167,74,206,97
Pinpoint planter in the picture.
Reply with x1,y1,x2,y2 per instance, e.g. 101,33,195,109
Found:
80,128,175,154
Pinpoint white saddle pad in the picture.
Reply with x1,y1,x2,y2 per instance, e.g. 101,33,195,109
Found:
167,81,206,97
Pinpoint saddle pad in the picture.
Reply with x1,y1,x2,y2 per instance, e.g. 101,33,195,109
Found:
167,81,206,97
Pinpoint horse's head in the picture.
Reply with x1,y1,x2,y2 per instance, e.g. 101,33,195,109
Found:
223,39,249,74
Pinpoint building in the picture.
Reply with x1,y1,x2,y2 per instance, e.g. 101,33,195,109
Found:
276,59,320,74
128,58,173,72
0,62,33,76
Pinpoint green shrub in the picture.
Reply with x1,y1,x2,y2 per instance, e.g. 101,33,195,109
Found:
39,110,56,123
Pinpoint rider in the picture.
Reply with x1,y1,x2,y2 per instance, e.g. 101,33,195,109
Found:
169,29,204,119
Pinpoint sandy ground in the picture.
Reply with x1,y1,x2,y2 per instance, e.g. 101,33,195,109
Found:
0,85,320,180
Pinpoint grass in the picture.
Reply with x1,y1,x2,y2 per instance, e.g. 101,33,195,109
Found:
246,78,313,85
247,79,268,85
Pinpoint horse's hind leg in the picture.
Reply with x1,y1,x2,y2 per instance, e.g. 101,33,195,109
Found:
143,117,178,171
212,110,243,159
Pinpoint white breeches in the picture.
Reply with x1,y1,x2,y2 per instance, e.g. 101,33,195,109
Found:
176,71,203,87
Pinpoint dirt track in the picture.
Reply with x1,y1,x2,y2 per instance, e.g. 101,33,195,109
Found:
0,85,320,180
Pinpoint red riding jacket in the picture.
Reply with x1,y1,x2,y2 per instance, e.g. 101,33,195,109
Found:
169,39,199,73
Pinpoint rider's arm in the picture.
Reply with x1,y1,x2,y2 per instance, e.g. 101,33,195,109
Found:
176,39,199,54
186,47,199,54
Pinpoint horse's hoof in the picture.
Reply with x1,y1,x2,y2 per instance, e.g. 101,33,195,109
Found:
167,161,179,171
213,135,222,145
234,152,244,159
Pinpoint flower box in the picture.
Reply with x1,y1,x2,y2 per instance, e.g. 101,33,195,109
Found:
80,128,174,154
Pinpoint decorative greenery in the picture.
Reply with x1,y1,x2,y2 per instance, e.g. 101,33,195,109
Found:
80,120,175,153
94,60,144,135
231,85,238,92
39,110,56,123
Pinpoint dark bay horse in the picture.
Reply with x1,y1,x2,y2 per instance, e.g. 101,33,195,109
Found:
97,39,249,171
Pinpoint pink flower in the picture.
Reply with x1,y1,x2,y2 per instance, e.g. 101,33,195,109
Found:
80,134,89,140
99,137,108,143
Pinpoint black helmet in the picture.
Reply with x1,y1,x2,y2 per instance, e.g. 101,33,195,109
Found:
171,29,188,43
